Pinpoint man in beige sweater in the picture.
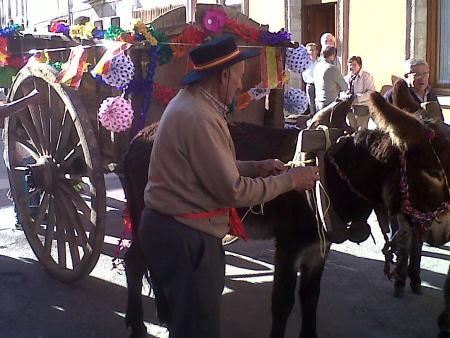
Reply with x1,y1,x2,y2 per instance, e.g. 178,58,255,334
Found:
139,35,319,338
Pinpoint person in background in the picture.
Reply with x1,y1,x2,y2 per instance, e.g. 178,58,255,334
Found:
0,89,42,229
313,45,348,112
344,56,376,129
139,35,320,338
302,42,319,117
385,58,441,106
320,32,341,71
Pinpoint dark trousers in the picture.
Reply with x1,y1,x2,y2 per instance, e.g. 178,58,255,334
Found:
139,208,225,338
306,83,316,116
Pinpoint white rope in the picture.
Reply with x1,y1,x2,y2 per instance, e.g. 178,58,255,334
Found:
241,203,265,223
312,180,331,258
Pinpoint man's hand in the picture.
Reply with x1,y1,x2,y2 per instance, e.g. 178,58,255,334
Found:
256,159,287,177
288,166,320,191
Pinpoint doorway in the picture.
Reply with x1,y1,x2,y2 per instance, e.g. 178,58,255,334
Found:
301,3,336,48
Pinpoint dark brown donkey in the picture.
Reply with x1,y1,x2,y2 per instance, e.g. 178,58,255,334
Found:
122,92,450,338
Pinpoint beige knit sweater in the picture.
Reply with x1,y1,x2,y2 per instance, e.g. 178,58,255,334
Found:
144,85,294,238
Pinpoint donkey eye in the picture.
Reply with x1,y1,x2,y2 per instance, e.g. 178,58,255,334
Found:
427,170,443,179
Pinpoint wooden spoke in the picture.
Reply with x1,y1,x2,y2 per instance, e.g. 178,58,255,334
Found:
58,181,92,217
50,105,66,155
33,79,51,154
10,134,40,160
32,191,50,234
17,111,43,155
59,192,90,256
54,109,76,163
43,195,56,257
53,198,67,269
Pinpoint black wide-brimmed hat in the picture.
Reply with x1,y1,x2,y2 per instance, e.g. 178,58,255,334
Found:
180,35,260,86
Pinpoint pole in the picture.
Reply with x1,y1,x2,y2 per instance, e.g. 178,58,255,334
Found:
67,0,73,24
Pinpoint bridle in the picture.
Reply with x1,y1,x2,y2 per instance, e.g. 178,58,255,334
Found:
398,130,450,233
327,129,450,235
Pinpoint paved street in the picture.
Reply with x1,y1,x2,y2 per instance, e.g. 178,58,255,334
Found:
0,139,449,338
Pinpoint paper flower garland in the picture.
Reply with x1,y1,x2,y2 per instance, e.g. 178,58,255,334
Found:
98,96,134,132
69,21,95,40
285,45,311,74
259,30,292,46
50,21,70,35
284,88,308,115
171,25,206,58
202,9,227,33
102,53,135,88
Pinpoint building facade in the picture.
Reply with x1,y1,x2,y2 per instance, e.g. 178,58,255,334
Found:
1,0,448,100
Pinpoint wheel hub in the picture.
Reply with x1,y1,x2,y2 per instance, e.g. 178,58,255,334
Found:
27,156,57,192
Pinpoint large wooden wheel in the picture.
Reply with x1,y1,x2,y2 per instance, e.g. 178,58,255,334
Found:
4,62,106,282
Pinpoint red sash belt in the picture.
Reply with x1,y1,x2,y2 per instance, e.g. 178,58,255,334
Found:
177,208,249,241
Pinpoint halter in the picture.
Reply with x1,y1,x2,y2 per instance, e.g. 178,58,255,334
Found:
327,129,450,279
398,130,450,233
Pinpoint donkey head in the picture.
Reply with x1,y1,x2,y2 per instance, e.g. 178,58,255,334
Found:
370,93,450,245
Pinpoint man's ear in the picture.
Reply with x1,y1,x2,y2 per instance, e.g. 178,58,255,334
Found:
219,68,230,85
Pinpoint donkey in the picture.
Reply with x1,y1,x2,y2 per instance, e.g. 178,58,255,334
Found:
123,91,450,337
122,98,354,338
323,90,450,337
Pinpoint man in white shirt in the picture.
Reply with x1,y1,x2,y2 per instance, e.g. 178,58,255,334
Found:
301,43,319,116
344,56,376,129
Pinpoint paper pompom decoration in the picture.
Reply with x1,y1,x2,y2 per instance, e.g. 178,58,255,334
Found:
284,88,308,115
98,96,134,132
202,9,227,33
102,53,135,88
285,45,311,74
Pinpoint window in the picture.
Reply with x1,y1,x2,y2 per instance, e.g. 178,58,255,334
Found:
427,0,450,90
438,0,450,85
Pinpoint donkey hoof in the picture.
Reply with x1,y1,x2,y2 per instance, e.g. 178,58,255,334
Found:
130,323,147,338
393,285,405,298
325,229,348,244
411,283,422,295
347,221,371,243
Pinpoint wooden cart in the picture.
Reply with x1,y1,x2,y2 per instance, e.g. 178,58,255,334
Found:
3,4,289,282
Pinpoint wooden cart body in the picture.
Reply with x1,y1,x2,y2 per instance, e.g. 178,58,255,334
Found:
3,4,287,282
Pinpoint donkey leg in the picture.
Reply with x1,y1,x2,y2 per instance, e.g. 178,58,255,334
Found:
125,242,148,338
438,265,450,338
270,246,298,338
408,231,423,295
298,243,327,338
393,216,412,298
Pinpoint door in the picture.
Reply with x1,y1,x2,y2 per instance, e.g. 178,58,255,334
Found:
302,3,336,48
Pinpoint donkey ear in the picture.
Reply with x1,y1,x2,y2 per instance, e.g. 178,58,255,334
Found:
392,79,421,113
369,91,426,148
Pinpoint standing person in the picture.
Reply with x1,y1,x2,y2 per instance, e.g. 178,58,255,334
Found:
320,32,341,71
139,35,320,338
302,42,319,117
344,56,376,129
313,45,348,111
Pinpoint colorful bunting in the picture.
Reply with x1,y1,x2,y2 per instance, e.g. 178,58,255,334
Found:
90,41,131,77
0,37,8,66
260,47,284,89
55,46,87,89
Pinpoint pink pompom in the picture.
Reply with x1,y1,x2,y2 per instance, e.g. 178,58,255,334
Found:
98,96,134,132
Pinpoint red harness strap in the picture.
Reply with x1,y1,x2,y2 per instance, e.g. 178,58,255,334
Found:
177,208,249,241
